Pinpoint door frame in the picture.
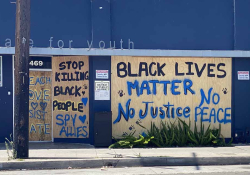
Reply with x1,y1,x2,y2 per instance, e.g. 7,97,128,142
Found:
12,55,54,143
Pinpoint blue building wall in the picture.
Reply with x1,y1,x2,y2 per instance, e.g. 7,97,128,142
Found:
30,0,92,48
89,56,111,145
235,0,250,50
111,0,234,50
0,0,247,50
0,1,15,47
232,58,250,142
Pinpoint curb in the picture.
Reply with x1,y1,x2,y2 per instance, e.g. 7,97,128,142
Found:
1,157,250,170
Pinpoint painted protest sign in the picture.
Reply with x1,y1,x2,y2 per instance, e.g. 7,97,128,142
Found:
111,56,232,138
29,71,52,141
52,56,89,138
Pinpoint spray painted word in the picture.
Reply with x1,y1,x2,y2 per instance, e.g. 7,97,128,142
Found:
53,98,88,112
29,76,51,86
56,114,88,138
195,88,231,124
30,123,50,134
127,79,195,97
29,102,48,120
29,89,50,101
175,62,227,78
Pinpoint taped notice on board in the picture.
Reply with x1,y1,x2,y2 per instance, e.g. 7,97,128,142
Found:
95,81,110,100
96,70,108,79
238,71,249,80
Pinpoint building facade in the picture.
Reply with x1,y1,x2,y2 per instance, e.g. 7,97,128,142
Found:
0,0,250,144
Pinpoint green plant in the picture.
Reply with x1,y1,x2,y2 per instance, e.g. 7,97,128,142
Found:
110,118,233,148
179,118,233,147
174,120,189,146
109,131,154,148
5,134,17,160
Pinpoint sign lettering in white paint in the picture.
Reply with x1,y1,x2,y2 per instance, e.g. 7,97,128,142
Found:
95,81,110,100
96,70,109,79
238,71,249,80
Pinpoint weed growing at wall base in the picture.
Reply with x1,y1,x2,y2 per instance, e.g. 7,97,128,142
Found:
109,131,154,148
5,134,17,160
110,118,233,148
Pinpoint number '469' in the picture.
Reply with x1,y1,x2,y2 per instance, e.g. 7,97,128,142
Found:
29,61,43,66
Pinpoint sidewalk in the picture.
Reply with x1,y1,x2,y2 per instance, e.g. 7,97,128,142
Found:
1,143,250,170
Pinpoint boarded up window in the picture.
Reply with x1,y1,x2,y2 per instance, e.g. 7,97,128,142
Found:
52,56,89,139
111,56,232,138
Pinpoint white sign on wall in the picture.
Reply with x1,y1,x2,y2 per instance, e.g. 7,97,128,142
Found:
238,71,249,80
95,81,110,100
96,70,109,79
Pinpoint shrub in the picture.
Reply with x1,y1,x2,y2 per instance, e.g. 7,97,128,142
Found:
110,118,233,148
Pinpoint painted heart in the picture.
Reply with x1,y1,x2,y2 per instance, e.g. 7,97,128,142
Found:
31,102,38,110
79,115,86,124
81,98,88,106
82,91,86,96
29,92,33,97
40,102,47,110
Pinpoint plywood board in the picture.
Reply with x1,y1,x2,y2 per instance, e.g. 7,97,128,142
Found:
111,56,232,138
52,56,89,138
29,71,52,141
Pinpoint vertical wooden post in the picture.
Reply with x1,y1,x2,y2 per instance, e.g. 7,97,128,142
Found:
14,0,30,158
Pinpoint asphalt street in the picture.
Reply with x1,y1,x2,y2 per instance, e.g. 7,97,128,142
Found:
1,165,250,175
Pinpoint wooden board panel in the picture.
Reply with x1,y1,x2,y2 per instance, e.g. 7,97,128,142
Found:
111,56,232,138
52,56,89,138
29,71,52,141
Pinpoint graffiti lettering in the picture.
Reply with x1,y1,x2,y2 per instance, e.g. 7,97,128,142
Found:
29,110,47,120
175,62,227,78
55,71,89,82
195,106,231,124
30,123,50,134
199,88,220,107
29,76,51,86
54,85,86,97
127,79,195,97
195,88,231,124
53,100,83,112
113,99,191,124
29,74,52,141
29,89,50,101
56,114,88,138
59,61,85,70
29,101,48,120
117,62,166,78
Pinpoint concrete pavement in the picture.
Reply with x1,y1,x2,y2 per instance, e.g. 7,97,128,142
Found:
1,143,250,170
2,165,250,175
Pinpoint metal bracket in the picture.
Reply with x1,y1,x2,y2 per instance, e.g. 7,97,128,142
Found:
19,72,27,84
